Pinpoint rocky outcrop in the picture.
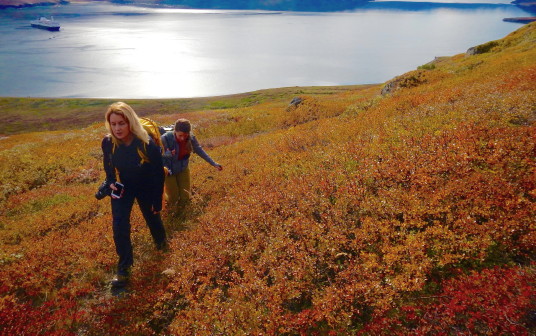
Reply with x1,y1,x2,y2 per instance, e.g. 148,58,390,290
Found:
466,41,499,55
286,97,303,111
381,70,427,96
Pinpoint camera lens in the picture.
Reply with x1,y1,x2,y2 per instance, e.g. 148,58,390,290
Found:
95,181,111,200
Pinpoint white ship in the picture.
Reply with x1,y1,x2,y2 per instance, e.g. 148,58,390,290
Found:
31,17,60,31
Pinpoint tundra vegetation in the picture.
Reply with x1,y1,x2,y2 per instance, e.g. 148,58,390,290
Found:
0,22,535,335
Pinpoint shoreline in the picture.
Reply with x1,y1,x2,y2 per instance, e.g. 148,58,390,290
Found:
0,84,374,136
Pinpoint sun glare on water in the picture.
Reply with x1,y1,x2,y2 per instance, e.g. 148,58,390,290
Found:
93,16,219,98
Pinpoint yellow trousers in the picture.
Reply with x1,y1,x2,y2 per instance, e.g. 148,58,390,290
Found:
164,166,191,210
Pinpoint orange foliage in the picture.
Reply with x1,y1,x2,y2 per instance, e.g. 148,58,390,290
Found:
1,22,535,335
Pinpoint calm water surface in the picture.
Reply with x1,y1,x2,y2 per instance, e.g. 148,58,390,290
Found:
0,1,530,98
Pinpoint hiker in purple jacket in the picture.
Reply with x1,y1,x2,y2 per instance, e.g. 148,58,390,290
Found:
161,119,222,215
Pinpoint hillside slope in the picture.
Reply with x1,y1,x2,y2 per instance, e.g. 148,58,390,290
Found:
1,23,535,335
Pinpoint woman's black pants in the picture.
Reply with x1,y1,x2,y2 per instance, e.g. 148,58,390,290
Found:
111,191,166,276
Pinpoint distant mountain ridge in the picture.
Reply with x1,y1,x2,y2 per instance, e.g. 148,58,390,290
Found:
513,0,536,12
110,0,371,11
0,0,64,8
2,0,535,12
0,0,371,10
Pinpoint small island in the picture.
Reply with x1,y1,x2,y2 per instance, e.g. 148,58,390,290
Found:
503,16,536,23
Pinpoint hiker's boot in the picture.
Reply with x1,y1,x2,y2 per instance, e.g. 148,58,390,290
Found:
156,240,169,252
110,274,129,288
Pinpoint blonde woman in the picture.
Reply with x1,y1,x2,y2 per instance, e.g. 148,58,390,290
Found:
102,102,167,288
161,119,222,214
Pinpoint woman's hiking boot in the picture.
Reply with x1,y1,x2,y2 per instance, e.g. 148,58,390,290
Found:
110,274,129,288
156,240,169,252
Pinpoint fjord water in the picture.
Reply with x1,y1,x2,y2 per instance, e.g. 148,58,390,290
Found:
0,1,530,98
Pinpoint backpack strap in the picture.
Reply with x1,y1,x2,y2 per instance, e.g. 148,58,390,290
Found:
138,141,150,165
163,132,175,151
103,135,120,183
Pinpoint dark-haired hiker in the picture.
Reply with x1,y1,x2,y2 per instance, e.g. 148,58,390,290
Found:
102,102,167,288
161,119,222,215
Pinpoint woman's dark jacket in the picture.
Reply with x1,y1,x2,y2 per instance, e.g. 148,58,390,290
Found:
161,132,218,176
102,135,165,211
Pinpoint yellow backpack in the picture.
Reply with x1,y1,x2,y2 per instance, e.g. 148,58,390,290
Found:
139,117,165,151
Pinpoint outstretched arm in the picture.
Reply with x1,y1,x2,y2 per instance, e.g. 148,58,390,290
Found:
191,135,222,169
160,132,174,175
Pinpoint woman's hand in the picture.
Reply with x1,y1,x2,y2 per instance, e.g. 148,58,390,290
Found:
215,164,223,171
110,183,124,199
110,183,120,199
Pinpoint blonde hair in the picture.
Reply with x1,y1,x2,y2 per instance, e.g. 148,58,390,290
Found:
105,102,149,145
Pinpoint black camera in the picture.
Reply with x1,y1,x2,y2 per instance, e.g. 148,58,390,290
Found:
95,181,112,200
